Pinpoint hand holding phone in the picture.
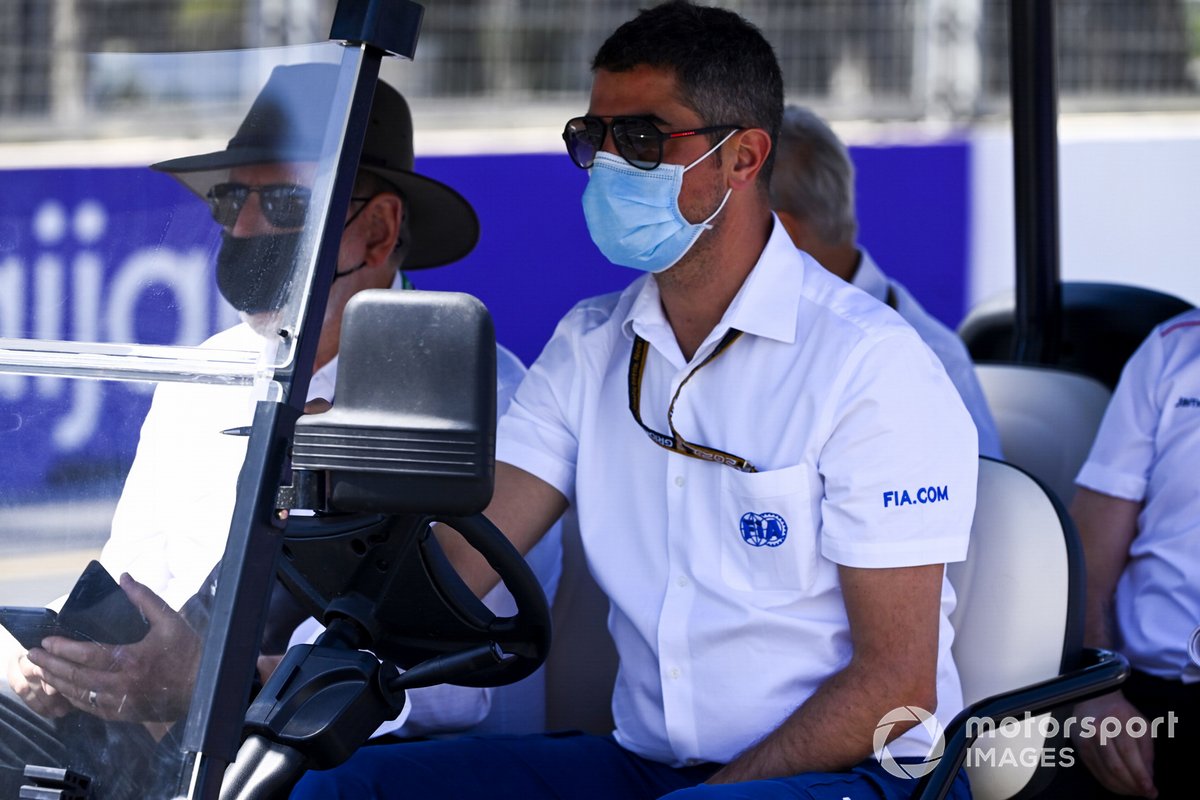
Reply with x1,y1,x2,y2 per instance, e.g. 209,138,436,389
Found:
0,561,150,649
20,573,201,723
0,608,70,651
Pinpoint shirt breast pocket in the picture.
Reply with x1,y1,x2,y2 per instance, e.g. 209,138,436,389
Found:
719,463,819,593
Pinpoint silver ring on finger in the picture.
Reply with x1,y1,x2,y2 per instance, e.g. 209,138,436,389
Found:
87,689,98,709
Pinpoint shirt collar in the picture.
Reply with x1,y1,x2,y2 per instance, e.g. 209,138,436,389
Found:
309,355,337,402
850,247,889,304
622,274,669,341
721,216,802,345
308,270,406,402
620,215,803,357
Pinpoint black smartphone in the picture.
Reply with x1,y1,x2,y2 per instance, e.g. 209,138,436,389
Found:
0,607,72,651
0,561,149,649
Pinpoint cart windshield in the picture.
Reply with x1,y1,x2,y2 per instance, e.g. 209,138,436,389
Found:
0,40,369,799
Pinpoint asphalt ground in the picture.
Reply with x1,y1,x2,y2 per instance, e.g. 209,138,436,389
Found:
0,499,113,606
0,547,102,606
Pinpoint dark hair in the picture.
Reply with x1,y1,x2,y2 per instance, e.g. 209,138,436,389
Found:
592,0,784,185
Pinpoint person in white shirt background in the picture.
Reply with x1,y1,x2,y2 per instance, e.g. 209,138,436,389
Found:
1,64,560,800
769,104,1002,461
1069,309,1200,800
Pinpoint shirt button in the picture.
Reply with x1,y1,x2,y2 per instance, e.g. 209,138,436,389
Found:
676,575,689,588
674,475,685,487
669,667,681,680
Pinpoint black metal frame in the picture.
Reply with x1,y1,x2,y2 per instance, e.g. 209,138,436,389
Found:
913,647,1129,800
181,3,426,798
986,0,1193,380
1009,0,1062,365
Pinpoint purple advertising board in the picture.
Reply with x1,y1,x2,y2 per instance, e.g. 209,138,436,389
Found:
0,141,968,500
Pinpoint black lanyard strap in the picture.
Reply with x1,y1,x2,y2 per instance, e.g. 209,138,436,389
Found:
627,329,758,473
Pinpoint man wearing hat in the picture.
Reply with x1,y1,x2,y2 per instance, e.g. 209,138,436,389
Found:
147,60,480,357
76,61,511,613
2,63,560,799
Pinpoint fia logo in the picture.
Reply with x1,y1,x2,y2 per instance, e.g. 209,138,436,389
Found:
739,512,788,547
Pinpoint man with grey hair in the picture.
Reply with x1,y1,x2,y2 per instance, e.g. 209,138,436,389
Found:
770,104,1002,459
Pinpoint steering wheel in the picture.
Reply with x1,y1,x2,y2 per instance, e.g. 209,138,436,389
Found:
276,510,550,687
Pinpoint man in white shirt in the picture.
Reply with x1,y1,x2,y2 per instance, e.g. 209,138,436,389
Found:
1069,309,1200,799
1,65,559,799
769,104,1002,460
293,3,976,799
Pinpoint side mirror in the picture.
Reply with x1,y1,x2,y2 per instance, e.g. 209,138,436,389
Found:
227,289,549,796
290,289,497,516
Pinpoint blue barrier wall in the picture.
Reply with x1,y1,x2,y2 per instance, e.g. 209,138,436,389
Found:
851,140,970,336
0,167,218,497
0,140,968,498
413,144,970,366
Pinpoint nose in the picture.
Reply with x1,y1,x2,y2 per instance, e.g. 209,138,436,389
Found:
597,122,622,158
597,127,616,155
229,192,274,238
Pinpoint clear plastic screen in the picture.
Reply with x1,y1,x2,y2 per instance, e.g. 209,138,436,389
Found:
0,41,363,799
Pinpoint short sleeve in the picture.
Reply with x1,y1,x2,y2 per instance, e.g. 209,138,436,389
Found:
1075,332,1164,502
496,312,587,500
494,343,527,419
817,331,978,568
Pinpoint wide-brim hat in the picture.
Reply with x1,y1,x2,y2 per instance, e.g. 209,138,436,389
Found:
151,62,478,269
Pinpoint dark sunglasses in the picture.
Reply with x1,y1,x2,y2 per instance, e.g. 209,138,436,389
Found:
206,182,313,229
562,115,741,170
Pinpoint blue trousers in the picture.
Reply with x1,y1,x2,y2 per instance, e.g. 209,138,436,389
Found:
289,731,972,799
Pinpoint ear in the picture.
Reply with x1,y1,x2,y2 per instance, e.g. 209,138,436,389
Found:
727,127,772,191
360,193,404,268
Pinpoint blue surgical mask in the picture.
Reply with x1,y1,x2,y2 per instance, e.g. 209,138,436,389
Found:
581,130,736,273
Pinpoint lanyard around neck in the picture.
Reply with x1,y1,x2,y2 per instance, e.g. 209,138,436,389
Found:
627,328,758,473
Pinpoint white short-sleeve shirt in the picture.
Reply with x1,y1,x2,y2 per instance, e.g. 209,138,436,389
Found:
1076,309,1200,682
497,218,978,766
852,249,1003,460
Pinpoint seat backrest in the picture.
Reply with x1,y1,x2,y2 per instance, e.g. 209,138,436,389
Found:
948,457,1085,799
959,281,1193,390
974,363,1111,507
543,507,618,734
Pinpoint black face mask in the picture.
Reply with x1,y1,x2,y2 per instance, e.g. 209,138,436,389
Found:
215,231,303,314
